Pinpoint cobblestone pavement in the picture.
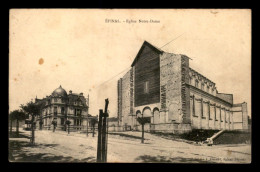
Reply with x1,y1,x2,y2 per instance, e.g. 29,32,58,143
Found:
9,129,251,163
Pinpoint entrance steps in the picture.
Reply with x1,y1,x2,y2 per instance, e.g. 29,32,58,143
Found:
205,130,225,146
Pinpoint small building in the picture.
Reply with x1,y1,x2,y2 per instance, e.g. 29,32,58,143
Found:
117,41,249,133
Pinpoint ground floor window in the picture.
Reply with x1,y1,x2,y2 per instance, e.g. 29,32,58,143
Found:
61,118,64,125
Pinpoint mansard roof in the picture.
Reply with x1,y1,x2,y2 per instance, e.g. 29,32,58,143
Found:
35,87,88,108
67,94,88,107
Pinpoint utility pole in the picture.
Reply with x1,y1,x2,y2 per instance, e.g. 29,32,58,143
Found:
31,115,35,145
141,113,144,144
87,94,90,137
96,99,109,163
86,113,89,137
97,109,103,162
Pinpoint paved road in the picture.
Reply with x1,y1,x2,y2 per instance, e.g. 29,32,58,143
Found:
9,129,251,163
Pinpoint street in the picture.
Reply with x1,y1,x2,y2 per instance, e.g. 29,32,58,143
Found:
9,129,251,163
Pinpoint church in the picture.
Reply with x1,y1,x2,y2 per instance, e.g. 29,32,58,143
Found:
117,41,249,133
34,85,90,131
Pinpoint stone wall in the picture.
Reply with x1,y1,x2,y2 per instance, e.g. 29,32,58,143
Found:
181,55,191,124
189,87,233,130
160,53,182,123
232,102,249,130
121,70,132,126
150,123,191,134
108,126,124,132
117,78,123,125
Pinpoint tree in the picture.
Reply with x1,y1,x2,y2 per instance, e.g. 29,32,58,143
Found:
10,110,27,135
65,120,71,134
90,117,98,137
20,101,42,145
39,120,43,130
137,116,150,144
9,111,16,134
86,114,89,137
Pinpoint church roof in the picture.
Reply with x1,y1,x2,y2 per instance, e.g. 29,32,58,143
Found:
131,41,163,67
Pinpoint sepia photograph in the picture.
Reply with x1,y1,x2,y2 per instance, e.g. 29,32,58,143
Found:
9,9,251,163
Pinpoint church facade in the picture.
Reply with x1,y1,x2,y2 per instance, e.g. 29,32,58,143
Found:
117,41,249,133
34,85,90,131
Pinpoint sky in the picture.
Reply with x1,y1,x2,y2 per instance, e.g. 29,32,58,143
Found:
9,9,251,119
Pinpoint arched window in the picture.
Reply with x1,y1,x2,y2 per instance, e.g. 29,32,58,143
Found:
153,108,160,124
136,110,141,118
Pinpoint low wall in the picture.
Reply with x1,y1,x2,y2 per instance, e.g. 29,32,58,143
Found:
150,123,192,134
108,126,124,132
135,124,151,132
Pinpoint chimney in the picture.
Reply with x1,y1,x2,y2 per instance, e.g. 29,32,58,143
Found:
80,93,83,96
69,90,72,94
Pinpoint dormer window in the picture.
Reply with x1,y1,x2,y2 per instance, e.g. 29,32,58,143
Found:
195,80,199,88
189,77,192,85
201,83,204,91
54,98,57,102
207,86,209,93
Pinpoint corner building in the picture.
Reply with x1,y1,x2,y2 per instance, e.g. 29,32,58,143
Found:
35,85,89,131
117,41,248,133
